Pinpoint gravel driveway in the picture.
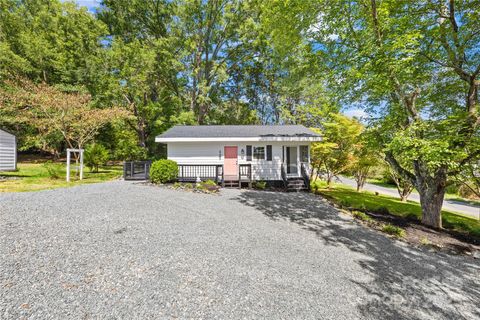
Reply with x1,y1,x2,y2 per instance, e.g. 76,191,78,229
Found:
1,181,479,319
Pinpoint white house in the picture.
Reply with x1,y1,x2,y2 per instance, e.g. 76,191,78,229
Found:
155,125,322,189
0,128,17,171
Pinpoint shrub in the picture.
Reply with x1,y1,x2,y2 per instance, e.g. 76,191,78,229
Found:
84,144,109,173
352,211,372,222
420,237,431,245
196,180,219,193
42,161,62,179
203,179,217,186
382,224,406,238
254,180,267,190
149,159,178,184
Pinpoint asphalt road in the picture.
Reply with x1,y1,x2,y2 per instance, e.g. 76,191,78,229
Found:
1,181,479,319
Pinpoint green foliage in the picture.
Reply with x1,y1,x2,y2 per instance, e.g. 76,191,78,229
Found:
111,126,147,161
262,0,480,228
316,183,480,239
42,161,62,180
382,224,406,238
149,159,178,184
202,179,217,187
352,211,372,222
84,144,109,173
311,114,363,185
253,180,267,190
195,180,220,193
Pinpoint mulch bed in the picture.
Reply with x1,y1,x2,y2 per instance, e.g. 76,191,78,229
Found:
326,200,480,258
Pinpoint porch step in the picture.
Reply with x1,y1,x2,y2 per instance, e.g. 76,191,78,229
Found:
286,178,308,192
223,180,240,188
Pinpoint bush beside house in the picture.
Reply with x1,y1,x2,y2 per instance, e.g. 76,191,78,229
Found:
150,159,178,184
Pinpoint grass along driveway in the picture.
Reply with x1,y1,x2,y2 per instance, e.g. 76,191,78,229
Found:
313,181,480,242
0,162,122,192
339,176,480,220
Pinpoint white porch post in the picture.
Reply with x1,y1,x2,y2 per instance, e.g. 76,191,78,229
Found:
66,148,84,182
79,149,84,180
66,149,71,182
297,145,300,175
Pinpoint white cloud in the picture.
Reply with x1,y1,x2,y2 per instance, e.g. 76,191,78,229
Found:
343,108,368,119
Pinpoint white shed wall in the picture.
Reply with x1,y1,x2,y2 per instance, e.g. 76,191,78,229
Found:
0,129,17,171
167,141,309,180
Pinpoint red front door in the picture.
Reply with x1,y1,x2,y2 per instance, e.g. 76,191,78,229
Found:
224,146,238,179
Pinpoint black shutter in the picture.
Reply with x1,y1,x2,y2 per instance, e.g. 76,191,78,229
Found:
246,145,252,161
266,145,272,161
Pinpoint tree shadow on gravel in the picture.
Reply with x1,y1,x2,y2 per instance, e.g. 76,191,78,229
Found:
235,190,480,320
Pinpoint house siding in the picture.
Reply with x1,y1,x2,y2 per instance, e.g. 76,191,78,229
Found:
0,129,17,171
167,141,309,181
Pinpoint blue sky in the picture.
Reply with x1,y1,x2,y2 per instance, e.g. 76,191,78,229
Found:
63,0,99,12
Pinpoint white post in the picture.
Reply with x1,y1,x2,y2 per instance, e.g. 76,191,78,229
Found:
79,150,84,180
66,149,71,182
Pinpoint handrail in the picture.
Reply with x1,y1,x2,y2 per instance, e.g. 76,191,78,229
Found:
281,163,287,189
300,162,311,191
239,164,252,181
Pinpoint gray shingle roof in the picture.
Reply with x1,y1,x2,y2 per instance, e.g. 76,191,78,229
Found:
157,125,320,138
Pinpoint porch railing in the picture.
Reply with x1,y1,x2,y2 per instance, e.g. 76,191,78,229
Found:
177,164,223,183
281,163,288,188
239,164,252,181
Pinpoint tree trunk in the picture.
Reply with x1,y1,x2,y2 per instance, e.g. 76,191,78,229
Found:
137,119,147,149
400,194,407,202
355,174,366,192
418,185,445,228
414,162,447,229
326,175,333,188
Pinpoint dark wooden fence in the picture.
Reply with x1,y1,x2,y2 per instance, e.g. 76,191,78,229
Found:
124,161,152,180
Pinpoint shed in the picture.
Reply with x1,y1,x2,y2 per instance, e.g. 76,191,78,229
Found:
0,128,17,171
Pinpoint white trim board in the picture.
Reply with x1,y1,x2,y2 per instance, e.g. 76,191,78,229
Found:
155,136,322,143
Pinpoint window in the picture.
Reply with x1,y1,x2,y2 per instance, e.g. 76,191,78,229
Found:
266,145,272,161
253,146,265,160
300,145,309,162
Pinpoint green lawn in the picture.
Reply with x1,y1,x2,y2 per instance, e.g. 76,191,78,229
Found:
312,181,480,239
0,162,123,192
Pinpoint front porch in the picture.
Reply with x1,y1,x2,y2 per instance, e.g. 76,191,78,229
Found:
176,162,310,191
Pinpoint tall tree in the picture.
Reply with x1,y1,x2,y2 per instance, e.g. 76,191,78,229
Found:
0,79,126,155
311,114,363,186
176,0,264,124
96,0,184,154
263,0,480,229
0,0,106,84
